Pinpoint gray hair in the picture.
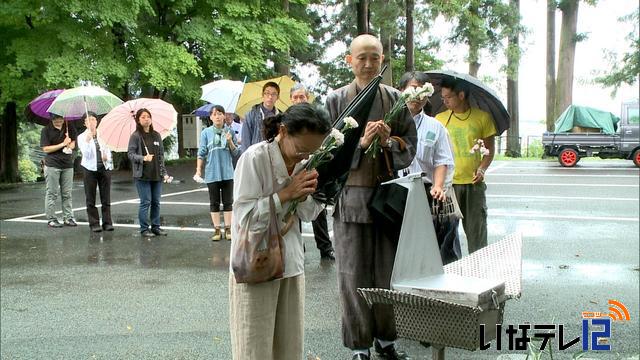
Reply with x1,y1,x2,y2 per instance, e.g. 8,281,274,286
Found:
290,83,308,96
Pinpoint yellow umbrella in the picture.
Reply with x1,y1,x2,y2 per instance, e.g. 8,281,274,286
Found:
234,75,315,116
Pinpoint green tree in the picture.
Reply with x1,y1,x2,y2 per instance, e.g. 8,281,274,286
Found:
316,0,443,90
505,0,522,157
1,0,317,181
432,0,513,77
595,9,639,93
547,0,597,129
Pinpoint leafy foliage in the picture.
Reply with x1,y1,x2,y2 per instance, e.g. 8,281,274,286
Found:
595,9,639,92
315,0,445,90
431,0,517,75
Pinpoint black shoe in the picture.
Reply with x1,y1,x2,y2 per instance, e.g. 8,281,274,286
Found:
151,228,167,236
352,352,370,360
64,219,78,227
320,250,336,261
141,230,156,237
48,219,63,228
102,224,114,231
374,342,411,360
90,226,102,233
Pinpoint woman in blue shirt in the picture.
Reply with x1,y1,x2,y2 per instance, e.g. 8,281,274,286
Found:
195,105,240,241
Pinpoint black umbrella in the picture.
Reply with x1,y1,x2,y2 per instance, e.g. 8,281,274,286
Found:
425,70,510,135
313,67,387,205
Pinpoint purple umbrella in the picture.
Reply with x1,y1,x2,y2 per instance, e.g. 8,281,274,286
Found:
24,89,82,125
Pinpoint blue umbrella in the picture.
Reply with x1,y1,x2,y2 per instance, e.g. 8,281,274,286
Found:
192,103,214,117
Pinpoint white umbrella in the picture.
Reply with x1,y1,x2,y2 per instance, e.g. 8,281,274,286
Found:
200,79,245,113
46,85,123,118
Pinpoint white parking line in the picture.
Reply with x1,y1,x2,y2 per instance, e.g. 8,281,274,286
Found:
492,165,638,171
6,188,207,221
489,211,639,222
487,194,638,202
6,218,333,237
485,162,509,173
489,173,639,178
488,182,637,187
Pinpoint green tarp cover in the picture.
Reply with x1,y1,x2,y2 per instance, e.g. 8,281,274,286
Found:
554,105,620,134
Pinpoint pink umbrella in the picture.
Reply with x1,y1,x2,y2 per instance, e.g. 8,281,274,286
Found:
97,98,177,152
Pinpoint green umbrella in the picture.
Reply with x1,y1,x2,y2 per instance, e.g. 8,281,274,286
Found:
46,85,123,119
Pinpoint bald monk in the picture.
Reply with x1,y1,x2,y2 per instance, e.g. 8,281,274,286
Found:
325,34,417,360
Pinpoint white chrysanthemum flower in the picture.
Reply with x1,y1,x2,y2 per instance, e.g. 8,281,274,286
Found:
344,116,359,129
481,147,490,156
471,144,480,153
402,87,416,98
330,128,344,146
476,139,485,146
421,83,435,97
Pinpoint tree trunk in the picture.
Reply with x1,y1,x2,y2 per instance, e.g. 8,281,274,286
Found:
275,0,290,75
122,81,130,101
381,34,393,86
467,3,481,77
357,0,369,34
405,0,415,72
468,39,481,76
0,102,19,183
506,0,520,157
555,0,579,121
545,0,557,131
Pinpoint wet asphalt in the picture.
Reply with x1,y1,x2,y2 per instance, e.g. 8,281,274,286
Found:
0,160,638,359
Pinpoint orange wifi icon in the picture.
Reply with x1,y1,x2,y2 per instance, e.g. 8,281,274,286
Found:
608,299,630,321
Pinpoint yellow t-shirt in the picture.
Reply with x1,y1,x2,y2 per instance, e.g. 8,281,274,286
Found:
435,108,496,184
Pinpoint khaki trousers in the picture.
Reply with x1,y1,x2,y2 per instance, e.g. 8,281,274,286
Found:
229,273,304,360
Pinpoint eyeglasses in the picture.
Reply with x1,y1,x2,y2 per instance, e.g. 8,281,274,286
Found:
263,92,279,98
289,137,312,157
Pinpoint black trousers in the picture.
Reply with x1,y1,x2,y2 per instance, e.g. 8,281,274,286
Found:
207,179,233,212
311,209,333,254
83,167,112,227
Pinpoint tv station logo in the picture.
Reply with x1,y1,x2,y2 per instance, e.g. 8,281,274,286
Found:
480,299,630,352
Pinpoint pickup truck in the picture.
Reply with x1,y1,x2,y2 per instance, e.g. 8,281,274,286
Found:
542,100,640,167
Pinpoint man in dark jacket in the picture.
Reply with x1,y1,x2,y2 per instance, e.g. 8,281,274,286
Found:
240,81,281,150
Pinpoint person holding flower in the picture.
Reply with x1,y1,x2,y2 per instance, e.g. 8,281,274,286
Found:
195,105,240,241
398,71,460,265
325,34,416,360
229,103,331,360
435,76,496,254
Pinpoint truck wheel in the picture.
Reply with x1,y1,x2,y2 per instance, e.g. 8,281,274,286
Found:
633,149,640,168
559,148,579,167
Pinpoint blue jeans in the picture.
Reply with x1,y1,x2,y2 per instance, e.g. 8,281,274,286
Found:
135,179,162,232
